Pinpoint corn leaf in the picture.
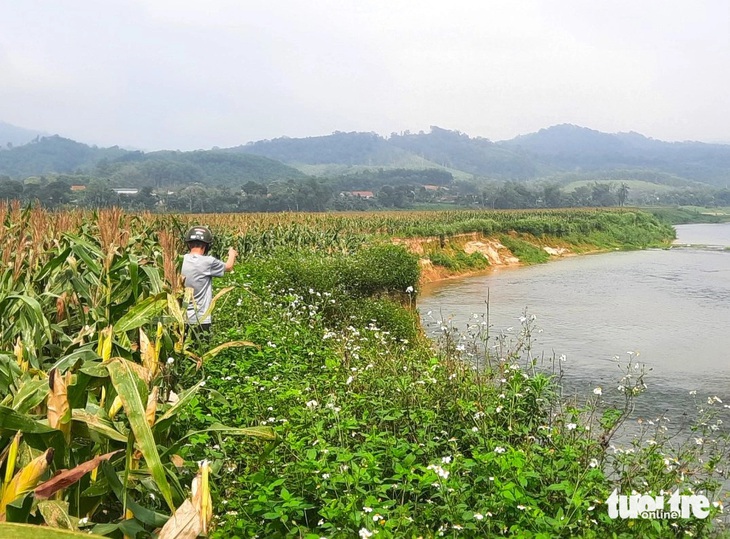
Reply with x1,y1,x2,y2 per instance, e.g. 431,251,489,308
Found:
157,499,200,539
200,340,258,364
141,265,166,295
114,295,167,334
34,450,122,500
12,379,50,414
0,448,54,518
100,462,169,527
37,500,75,530
71,409,127,442
0,522,105,538
210,424,276,440
4,295,53,345
106,358,174,511
154,381,204,429
0,406,57,434
197,286,233,324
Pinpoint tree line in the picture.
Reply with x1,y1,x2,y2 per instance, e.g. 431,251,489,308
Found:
3,172,730,212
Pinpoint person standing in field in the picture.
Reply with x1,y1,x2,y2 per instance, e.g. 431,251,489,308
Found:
181,226,237,336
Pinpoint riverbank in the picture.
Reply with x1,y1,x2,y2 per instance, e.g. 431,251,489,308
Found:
396,228,670,286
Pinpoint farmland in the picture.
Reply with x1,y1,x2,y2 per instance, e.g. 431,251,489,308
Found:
0,204,725,538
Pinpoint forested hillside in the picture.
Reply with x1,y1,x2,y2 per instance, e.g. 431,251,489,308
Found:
389,126,536,179
2,124,730,213
230,131,416,166
500,124,730,186
0,136,305,186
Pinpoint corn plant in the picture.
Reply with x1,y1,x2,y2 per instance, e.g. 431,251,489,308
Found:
0,204,273,535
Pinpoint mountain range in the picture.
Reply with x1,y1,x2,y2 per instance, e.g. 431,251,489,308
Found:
1,121,729,189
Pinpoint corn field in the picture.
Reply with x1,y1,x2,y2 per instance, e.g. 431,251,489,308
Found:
0,203,673,536
0,203,273,537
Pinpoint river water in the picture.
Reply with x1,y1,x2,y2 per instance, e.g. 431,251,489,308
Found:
419,223,730,428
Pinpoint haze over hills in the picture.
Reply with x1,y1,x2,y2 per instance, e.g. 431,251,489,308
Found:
1,120,729,189
0,121,48,148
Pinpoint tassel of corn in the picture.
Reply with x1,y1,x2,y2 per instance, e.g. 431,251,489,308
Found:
1,432,22,499
0,448,54,519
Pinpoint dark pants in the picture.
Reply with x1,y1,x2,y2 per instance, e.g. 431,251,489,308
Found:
186,323,212,344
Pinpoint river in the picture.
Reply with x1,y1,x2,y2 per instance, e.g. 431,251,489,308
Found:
419,223,730,430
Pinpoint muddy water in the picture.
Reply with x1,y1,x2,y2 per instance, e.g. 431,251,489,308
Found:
418,223,730,428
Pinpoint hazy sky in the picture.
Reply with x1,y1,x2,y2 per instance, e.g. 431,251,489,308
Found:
1,1,729,150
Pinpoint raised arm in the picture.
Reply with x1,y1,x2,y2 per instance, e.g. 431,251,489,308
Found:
224,247,238,272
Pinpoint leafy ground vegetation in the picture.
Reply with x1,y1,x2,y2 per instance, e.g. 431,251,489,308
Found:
0,204,726,538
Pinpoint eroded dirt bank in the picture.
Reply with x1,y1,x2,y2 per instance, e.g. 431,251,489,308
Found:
393,232,576,285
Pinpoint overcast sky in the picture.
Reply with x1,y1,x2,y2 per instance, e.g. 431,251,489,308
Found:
1,0,729,150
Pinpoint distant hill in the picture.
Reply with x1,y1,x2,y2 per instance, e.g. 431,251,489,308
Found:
0,135,305,186
99,148,306,187
0,136,127,178
0,121,48,149
3,122,730,189
230,131,413,166
389,127,535,179
498,124,730,186
233,125,730,187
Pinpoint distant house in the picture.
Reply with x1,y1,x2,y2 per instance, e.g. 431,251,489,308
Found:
423,185,440,191
70,185,86,192
341,190,374,199
112,188,139,196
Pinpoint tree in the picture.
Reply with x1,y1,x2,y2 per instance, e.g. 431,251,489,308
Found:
82,180,119,208
242,181,267,196
0,179,23,200
542,184,565,208
591,182,616,206
42,180,71,208
617,183,630,206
